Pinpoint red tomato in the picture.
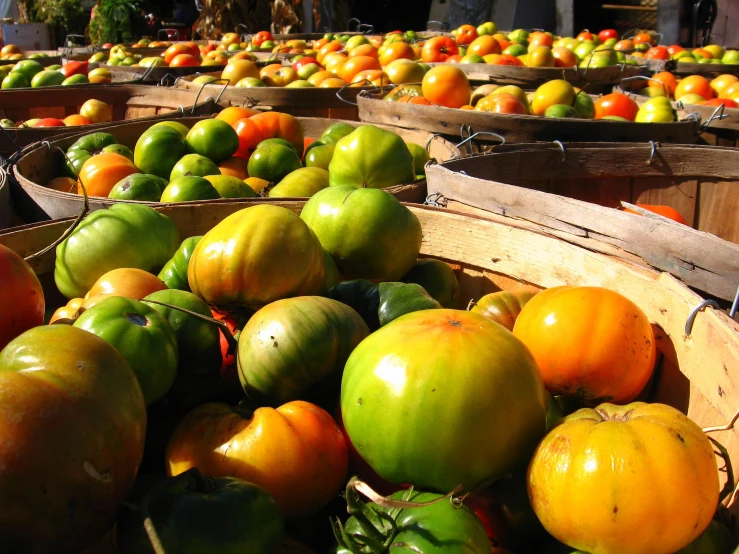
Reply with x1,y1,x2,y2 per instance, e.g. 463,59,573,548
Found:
633,32,655,45
456,24,478,45
701,97,738,108
292,56,319,71
594,92,639,121
170,53,200,67
598,29,619,42
667,44,685,56
33,118,67,127
252,31,273,46
60,60,89,77
421,36,460,63
0,245,44,350
646,45,670,60
577,30,595,41
232,117,263,159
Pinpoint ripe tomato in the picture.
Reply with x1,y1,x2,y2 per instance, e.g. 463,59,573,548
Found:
421,36,459,63
164,43,198,64
652,71,678,97
633,32,655,45
170,53,200,67
528,402,719,554
598,29,619,42
702,97,738,108
232,117,263,158
378,41,416,65
623,204,689,225
166,400,348,518
475,92,528,114
594,92,639,121
82,267,167,309
470,289,536,330
513,286,656,403
249,111,304,155
468,35,502,57
77,152,139,197
421,64,471,108
252,30,273,46
0,245,44,350
456,24,478,45
339,55,381,82
646,45,670,60
675,75,714,101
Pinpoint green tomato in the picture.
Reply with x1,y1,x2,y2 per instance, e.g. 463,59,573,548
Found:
304,143,335,170
268,167,329,198
341,309,548,492
247,143,303,183
116,468,285,554
300,186,422,282
134,125,189,180
161,176,221,203
170,153,220,181
573,92,596,119
238,296,369,405
320,122,356,145
143,289,221,377
63,132,118,177
378,282,441,326
54,203,180,299
635,97,676,123
73,296,178,405
185,119,239,163
402,258,461,308
328,125,415,189
108,173,168,201
104,143,134,162
406,142,430,175
335,482,490,554
158,236,202,291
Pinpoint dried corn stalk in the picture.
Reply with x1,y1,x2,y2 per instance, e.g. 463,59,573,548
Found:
194,0,304,39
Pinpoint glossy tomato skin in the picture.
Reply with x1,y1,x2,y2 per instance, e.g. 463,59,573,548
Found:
188,205,325,310
422,36,460,62
594,93,639,121
341,309,548,493
513,286,656,403
73,296,178,405
470,290,536,330
402,258,461,308
166,400,348,518
158,236,202,291
339,488,490,554
0,245,44,351
0,325,146,554
116,468,285,554
238,296,369,405
527,402,719,554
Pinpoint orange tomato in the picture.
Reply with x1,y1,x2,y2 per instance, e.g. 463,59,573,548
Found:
651,71,677,97
455,24,478,45
165,400,348,518
218,156,250,179
63,114,93,126
339,55,381,82
216,106,260,126
77,153,139,197
701,97,738,108
421,64,471,108
468,35,501,57
623,204,689,225
529,32,553,48
348,43,378,59
164,43,197,64
489,54,524,66
46,176,77,192
84,268,167,306
318,77,348,88
421,36,459,63
674,75,713,100
632,32,655,46
350,69,389,87
317,40,343,64
692,47,713,59
474,92,527,114
594,92,639,121
614,39,634,51
249,112,304,155
513,286,656,403
710,74,739,96
552,46,578,67
0,244,44,350
645,45,669,60
232,117,263,159
396,95,432,105
169,53,200,67
222,59,260,85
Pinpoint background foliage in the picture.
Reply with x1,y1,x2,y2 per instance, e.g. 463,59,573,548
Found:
88,0,143,45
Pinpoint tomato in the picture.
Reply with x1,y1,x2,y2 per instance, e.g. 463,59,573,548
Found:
646,45,669,60
158,236,202,291
341,309,547,492
0,245,44,351
222,59,260,85
528,402,720,554
635,96,677,122
421,36,459,63
652,71,677,97
216,106,260,126
470,289,537,330
233,117,263,158
456,24,478,45
675,75,714,101
339,55,380,82
326,279,381,330
55,203,180,300
376,282,440,326
74,296,178,405
0,325,145,553
144,289,222,378
594,92,639,121
238,296,369,404
379,41,417,65
252,30,273,47
702,97,739,108
34,118,66,127
186,119,239,163
170,53,200,67
116,468,284,554
598,29,619,42
80,99,113,124
166,400,347,518
62,131,118,178
710,74,738,96
301,187,421,282
249,112,304,155
211,308,242,389
335,482,490,554
514,286,656,403
164,43,198,64
475,92,528,114
63,114,93,126
531,79,576,115
84,267,167,304
632,32,655,45
134,125,189,180
623,204,689,225
188,205,325,310
421,64,471,108
402,258,461,308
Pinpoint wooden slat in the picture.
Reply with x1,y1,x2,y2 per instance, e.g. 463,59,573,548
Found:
550,177,631,209
632,176,698,228
699,179,739,243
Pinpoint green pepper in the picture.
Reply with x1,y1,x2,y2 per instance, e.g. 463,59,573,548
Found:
158,236,202,291
116,468,285,554
55,203,180,299
62,132,118,177
378,282,441,326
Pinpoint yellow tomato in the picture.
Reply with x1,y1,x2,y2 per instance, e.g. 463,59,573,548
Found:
79,99,113,123
531,79,576,115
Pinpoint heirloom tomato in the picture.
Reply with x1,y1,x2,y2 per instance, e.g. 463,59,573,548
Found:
0,244,44,350
470,289,536,330
528,402,720,554
0,325,145,554
513,286,656,403
158,236,203,291
188,205,325,309
166,400,348,518
341,309,548,493
249,111,304,155
402,258,461,308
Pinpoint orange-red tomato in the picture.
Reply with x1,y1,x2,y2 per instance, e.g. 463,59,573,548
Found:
594,92,639,121
421,36,460,63
378,41,416,66
701,97,738,108
232,117,263,159
0,245,44,350
512,286,657,403
633,32,655,45
490,54,524,66
216,106,260,127
252,30,273,46
468,35,502,57
339,55,381,82
77,152,139,197
474,92,528,114
165,400,348,518
83,268,167,310
249,111,304,155
651,71,677,97
456,24,478,45
169,53,200,67
675,75,714,100
164,43,198,64
646,45,670,60
421,64,471,108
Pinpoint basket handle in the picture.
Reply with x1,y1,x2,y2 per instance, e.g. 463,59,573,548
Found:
620,75,669,96
191,79,230,114
133,63,157,83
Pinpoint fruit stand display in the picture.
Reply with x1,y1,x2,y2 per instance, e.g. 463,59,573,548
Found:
0,197,738,553
10,114,458,221
0,85,223,158
425,143,739,301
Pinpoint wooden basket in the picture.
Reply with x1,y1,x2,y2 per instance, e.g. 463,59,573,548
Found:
102,63,229,83
440,62,648,93
425,143,739,301
1,200,737,516
174,72,380,120
10,116,458,222
357,92,703,144
0,84,221,158
0,52,62,67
